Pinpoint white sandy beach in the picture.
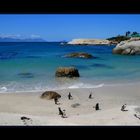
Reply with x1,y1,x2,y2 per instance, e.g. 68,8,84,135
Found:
0,83,140,126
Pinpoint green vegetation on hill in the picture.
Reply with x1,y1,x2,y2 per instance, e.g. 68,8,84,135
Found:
107,35,130,43
107,31,140,43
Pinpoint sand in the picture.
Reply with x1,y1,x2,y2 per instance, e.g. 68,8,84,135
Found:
0,83,140,126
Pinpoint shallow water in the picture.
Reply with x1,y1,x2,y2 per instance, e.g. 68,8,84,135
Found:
0,42,140,92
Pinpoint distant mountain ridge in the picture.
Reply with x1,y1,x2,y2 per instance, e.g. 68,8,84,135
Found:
0,37,46,42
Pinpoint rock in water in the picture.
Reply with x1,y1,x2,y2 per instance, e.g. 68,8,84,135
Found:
64,52,94,59
113,37,140,55
40,91,61,100
55,67,80,78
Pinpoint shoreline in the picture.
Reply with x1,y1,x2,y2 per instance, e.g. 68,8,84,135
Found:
1,79,140,94
0,83,140,125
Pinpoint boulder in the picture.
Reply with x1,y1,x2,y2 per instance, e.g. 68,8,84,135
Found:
55,67,80,78
113,38,140,55
64,52,93,59
40,91,61,100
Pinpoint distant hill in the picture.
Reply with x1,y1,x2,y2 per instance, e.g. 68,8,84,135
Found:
0,37,46,42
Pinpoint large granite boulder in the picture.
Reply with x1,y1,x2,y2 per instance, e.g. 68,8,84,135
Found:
55,67,80,78
40,91,61,100
67,39,110,45
64,52,94,59
113,37,140,55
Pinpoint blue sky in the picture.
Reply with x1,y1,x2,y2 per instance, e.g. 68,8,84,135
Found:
0,14,140,41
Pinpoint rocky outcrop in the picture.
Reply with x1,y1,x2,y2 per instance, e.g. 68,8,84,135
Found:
113,37,140,55
67,39,110,45
64,52,94,59
40,91,61,100
55,67,80,78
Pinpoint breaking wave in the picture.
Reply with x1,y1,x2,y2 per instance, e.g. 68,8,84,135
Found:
68,83,104,89
0,82,105,93
0,80,140,93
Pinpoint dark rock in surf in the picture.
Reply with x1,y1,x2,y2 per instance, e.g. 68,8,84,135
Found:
55,67,80,78
64,52,94,59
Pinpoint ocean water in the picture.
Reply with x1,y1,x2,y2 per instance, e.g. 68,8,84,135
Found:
0,42,140,93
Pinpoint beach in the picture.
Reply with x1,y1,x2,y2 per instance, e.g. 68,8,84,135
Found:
0,42,140,126
0,15,140,126
0,83,140,125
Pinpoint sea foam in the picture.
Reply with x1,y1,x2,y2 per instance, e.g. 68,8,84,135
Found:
0,87,7,92
0,82,104,93
68,83,104,89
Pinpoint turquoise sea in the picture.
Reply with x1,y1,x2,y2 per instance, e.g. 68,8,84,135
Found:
0,42,140,93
